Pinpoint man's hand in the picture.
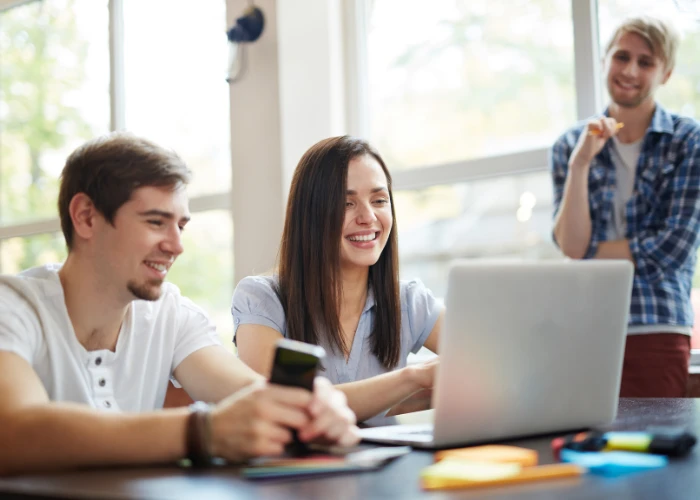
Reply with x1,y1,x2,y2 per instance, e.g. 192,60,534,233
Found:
209,377,359,462
569,117,620,171
209,381,312,461
297,377,359,446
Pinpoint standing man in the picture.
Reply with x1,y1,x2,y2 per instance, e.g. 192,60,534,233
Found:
551,16,700,397
0,133,358,476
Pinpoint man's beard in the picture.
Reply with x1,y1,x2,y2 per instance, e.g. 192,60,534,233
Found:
612,94,646,108
609,81,649,109
127,279,164,301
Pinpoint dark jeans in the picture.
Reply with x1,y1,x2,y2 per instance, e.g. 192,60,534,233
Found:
619,333,691,398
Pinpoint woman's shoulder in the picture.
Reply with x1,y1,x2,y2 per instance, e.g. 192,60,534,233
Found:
397,278,443,346
236,274,279,291
398,278,442,319
399,278,429,298
232,275,282,309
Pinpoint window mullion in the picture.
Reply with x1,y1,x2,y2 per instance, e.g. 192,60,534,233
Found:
342,0,370,137
572,0,603,119
391,148,549,191
109,0,126,131
0,219,62,240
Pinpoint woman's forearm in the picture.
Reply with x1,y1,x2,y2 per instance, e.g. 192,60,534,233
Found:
335,367,422,423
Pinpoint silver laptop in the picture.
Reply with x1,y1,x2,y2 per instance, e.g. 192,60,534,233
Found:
359,259,634,449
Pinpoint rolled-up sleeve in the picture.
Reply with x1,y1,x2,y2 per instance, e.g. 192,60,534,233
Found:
550,128,600,258
628,131,700,282
550,134,571,223
403,279,443,353
0,309,39,364
171,297,222,373
0,286,41,364
231,276,286,343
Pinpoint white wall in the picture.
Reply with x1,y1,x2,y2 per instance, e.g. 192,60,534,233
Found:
228,0,284,282
227,0,346,283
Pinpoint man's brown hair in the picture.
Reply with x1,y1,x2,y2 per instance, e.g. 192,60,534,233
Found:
58,132,191,249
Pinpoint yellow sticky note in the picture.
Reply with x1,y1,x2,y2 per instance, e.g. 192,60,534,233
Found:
434,445,538,467
420,460,584,491
421,460,521,488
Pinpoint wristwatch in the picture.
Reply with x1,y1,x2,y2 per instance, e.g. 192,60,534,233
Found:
186,401,213,467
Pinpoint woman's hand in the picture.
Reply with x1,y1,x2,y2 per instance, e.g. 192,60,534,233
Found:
384,358,440,417
407,357,439,390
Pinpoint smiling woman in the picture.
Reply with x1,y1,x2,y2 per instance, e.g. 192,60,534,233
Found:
232,136,445,424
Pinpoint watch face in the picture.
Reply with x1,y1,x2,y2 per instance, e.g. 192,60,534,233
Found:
190,401,211,412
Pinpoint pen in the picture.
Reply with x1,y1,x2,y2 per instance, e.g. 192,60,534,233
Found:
552,429,696,459
588,122,624,136
604,430,696,456
559,449,668,477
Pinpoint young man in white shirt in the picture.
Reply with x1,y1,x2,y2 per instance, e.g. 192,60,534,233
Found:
552,16,700,397
0,133,359,475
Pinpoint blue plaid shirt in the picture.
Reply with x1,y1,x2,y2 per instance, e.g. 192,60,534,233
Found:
551,104,700,329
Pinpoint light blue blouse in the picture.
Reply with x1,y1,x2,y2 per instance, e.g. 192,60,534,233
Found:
231,275,443,423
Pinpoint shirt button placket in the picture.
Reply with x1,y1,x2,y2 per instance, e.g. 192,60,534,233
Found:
90,354,115,411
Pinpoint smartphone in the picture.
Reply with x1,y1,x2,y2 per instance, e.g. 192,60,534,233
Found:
269,338,326,391
268,339,326,456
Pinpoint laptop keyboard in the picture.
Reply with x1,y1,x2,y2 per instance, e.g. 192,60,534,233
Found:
403,428,434,436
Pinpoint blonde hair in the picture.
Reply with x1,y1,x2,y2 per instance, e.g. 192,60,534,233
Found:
605,16,680,72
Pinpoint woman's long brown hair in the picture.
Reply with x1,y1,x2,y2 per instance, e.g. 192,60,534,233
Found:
276,136,401,369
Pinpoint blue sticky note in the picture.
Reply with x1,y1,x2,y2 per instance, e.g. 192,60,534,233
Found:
560,449,668,477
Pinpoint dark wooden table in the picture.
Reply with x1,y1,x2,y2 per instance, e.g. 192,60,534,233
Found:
1,398,699,499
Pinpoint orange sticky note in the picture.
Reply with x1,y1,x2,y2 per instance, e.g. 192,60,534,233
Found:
434,445,538,467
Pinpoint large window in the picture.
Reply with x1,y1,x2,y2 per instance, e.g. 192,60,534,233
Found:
358,0,700,357
0,0,234,345
122,0,231,198
394,171,556,296
366,0,576,170
0,0,110,263
362,0,575,294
